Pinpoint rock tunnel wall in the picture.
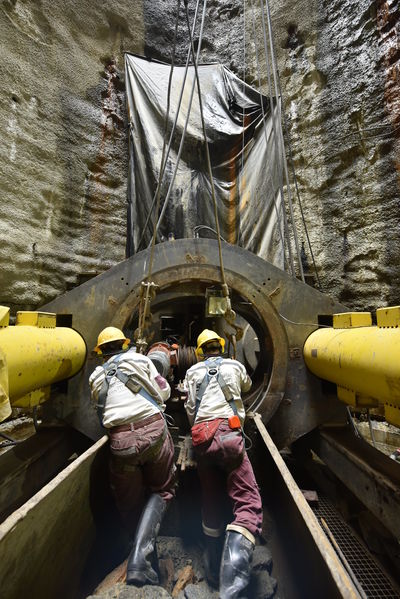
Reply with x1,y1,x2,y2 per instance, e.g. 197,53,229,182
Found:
0,0,399,312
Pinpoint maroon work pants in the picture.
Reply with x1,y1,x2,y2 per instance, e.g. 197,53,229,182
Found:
108,416,176,534
194,420,263,537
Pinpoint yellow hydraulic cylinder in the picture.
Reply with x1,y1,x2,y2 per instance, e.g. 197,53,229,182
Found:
303,308,400,427
0,307,87,421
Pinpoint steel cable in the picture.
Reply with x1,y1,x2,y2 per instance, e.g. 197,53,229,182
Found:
146,0,181,282
250,0,286,260
261,0,304,282
182,0,228,290
240,0,246,180
137,0,203,251
265,10,322,290
258,0,295,277
152,0,208,245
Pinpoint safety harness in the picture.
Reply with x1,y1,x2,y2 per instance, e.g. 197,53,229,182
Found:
96,353,161,425
194,357,240,425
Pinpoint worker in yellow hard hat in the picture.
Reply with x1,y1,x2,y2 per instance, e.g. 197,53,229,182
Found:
184,329,264,597
89,326,177,586
194,329,226,359
93,326,131,355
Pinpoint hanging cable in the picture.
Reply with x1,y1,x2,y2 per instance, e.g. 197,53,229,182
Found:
284,119,323,289
269,16,322,290
182,0,241,356
250,0,286,261
261,0,305,282
193,225,228,242
262,0,304,282
258,0,295,277
134,0,182,353
240,0,246,178
182,0,237,326
146,0,181,282
137,0,203,251
152,0,207,243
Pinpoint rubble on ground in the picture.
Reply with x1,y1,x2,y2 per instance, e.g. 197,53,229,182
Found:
87,535,277,598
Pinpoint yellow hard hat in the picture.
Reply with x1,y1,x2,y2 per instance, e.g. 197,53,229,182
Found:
195,329,225,358
93,327,130,354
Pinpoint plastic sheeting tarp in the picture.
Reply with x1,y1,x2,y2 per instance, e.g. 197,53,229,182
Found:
125,54,284,268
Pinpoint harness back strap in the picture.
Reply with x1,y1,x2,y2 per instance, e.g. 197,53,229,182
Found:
96,354,161,425
194,357,239,420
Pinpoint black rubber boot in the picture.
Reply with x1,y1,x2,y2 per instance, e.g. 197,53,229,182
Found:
126,493,168,586
204,535,223,588
219,530,254,599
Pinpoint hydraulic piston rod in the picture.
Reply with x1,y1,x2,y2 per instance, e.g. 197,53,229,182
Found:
0,307,87,421
303,307,400,427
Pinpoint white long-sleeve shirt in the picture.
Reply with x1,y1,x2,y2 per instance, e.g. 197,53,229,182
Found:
89,348,170,428
184,356,252,426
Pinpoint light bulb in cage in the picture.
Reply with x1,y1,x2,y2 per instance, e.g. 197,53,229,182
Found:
205,288,227,317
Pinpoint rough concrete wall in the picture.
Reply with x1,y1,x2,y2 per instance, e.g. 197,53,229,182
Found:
276,0,400,310
0,0,145,311
1,0,399,312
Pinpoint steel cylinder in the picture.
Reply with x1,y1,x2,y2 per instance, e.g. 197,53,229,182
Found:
303,326,400,404
0,311,87,402
147,343,172,378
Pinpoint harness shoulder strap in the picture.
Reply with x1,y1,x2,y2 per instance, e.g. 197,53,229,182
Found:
114,369,161,411
194,357,233,419
96,354,125,425
216,368,239,417
96,354,162,425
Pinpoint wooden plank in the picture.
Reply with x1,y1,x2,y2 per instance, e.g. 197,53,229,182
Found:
0,435,109,599
253,413,361,599
0,429,88,522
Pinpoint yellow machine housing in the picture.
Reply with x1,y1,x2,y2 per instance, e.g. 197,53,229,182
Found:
303,306,400,427
0,307,86,421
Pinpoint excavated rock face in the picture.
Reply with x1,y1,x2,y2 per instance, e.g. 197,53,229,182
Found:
0,0,399,311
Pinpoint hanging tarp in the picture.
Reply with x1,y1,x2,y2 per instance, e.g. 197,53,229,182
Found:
125,53,284,268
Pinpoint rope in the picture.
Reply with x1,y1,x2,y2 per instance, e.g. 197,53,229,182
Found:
146,0,181,282
137,0,203,251
182,0,230,297
261,0,305,282
257,0,295,277
250,0,286,259
152,0,207,242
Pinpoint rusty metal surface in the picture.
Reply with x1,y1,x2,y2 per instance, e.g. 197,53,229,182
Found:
41,239,347,444
309,425,400,541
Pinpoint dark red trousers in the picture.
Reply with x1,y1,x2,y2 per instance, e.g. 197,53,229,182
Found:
194,420,263,537
108,416,176,534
